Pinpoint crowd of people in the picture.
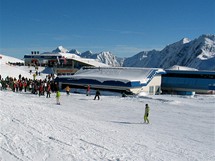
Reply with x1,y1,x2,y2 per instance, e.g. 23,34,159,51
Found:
0,74,58,98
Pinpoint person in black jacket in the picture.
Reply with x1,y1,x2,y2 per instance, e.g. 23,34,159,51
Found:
94,89,101,100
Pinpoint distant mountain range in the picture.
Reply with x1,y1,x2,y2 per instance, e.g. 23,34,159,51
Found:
50,34,215,70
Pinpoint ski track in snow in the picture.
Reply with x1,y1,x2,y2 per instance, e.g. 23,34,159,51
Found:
0,91,214,161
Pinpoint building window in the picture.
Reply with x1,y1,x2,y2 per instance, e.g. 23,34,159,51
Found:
149,86,154,95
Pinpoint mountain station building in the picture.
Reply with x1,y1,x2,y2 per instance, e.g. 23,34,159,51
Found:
161,66,215,94
55,67,166,95
24,52,108,75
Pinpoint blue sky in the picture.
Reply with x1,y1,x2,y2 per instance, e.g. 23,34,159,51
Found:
0,0,214,58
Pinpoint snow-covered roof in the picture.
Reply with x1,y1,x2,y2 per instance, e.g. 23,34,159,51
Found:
167,65,198,71
25,52,80,59
59,52,81,59
61,67,165,84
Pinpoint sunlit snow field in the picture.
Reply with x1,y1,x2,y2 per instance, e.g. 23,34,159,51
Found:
0,90,214,161
0,54,214,161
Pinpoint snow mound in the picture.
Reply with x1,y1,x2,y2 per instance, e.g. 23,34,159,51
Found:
0,54,47,79
0,54,23,65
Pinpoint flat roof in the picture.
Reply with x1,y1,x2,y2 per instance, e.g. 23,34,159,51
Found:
165,69,215,75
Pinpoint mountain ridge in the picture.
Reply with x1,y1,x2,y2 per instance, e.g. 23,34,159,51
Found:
123,34,215,70
45,34,215,70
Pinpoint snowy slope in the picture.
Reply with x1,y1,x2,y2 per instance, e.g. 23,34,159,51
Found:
81,51,122,67
123,50,160,67
0,54,48,79
0,55,214,161
0,90,214,161
0,54,24,64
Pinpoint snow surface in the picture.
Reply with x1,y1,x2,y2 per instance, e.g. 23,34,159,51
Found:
0,54,24,64
0,54,215,161
0,54,49,79
0,90,214,161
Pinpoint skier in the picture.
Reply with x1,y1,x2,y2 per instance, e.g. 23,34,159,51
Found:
144,104,150,124
23,81,27,92
46,84,51,98
33,73,36,80
56,90,61,105
19,81,23,92
18,74,22,80
94,89,101,100
86,85,90,96
65,85,70,95
39,84,44,96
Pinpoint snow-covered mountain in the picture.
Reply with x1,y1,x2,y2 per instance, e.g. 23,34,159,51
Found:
69,49,80,55
123,34,215,70
47,34,215,70
52,46,69,53
80,50,93,58
123,50,160,68
49,47,122,67
82,51,122,67
77,51,122,67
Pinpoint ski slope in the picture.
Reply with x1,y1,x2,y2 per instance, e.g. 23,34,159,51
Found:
0,54,49,79
0,53,214,161
0,91,214,161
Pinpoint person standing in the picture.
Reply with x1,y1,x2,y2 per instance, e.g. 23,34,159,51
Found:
94,89,101,100
33,73,36,80
56,90,61,105
39,84,44,96
46,84,51,98
23,81,27,92
19,81,23,92
144,104,150,124
65,85,70,95
86,85,90,96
